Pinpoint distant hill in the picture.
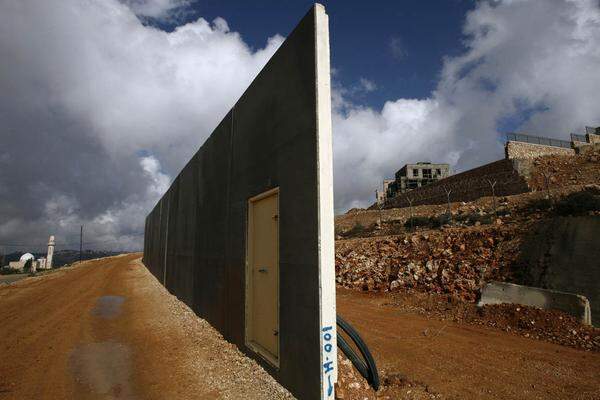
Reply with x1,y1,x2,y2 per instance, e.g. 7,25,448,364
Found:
1,250,128,268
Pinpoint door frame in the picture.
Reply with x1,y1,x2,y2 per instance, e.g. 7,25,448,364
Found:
245,186,280,368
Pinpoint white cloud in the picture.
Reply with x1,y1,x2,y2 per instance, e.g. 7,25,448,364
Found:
121,0,191,20
0,0,282,251
140,156,171,197
333,0,600,212
359,78,377,93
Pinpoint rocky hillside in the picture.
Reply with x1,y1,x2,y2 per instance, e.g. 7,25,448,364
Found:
336,223,523,302
335,149,600,304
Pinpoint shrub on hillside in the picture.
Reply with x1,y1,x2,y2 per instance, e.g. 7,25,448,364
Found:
555,191,600,216
524,197,553,212
430,213,451,227
456,213,493,225
404,216,431,229
496,208,511,217
343,222,372,237
404,214,453,229
387,223,405,236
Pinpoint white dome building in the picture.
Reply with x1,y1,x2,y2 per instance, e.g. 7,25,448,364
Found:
19,253,35,262
8,252,36,272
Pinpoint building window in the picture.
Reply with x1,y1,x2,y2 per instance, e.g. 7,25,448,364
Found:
422,169,432,179
436,168,441,176
412,169,419,177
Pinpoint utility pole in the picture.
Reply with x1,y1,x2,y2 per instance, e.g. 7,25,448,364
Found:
79,225,83,264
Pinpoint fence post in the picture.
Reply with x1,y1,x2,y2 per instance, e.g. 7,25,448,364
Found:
487,179,497,217
540,171,552,202
405,195,414,230
443,186,452,224
377,201,384,228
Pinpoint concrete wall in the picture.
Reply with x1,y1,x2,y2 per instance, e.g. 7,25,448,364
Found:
143,5,336,399
517,216,600,326
385,159,529,209
505,140,575,160
587,133,600,144
479,281,591,325
576,142,600,156
8,261,25,271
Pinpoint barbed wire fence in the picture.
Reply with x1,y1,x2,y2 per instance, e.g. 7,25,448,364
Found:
384,168,529,212
342,164,571,239
350,168,563,233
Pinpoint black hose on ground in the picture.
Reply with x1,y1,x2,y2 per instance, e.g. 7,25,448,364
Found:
337,333,369,378
336,314,380,390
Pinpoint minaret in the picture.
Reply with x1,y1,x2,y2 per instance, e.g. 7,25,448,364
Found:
47,235,55,269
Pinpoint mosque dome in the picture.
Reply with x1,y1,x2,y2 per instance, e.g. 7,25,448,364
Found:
19,253,35,262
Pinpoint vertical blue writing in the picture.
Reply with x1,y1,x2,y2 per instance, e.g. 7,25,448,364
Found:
322,325,334,397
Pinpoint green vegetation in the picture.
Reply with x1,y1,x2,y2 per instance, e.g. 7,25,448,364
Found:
404,214,454,229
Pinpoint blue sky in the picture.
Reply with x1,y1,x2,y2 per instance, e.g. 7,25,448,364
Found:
154,0,474,109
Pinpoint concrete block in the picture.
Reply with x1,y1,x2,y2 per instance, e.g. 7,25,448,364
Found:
478,281,592,325
517,216,600,326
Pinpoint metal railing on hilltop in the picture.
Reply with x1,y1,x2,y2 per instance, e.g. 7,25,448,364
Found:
570,133,587,143
506,132,572,148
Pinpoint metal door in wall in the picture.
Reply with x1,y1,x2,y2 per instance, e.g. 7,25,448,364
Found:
246,188,279,366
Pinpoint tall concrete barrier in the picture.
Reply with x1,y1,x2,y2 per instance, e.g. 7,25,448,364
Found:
143,4,336,399
479,281,592,325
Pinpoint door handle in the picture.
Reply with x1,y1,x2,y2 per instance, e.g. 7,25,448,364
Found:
258,268,268,273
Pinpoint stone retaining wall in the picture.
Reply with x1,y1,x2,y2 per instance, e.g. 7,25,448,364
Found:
505,141,575,160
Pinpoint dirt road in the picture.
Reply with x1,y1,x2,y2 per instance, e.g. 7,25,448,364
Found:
2,254,598,400
0,254,292,400
337,288,600,400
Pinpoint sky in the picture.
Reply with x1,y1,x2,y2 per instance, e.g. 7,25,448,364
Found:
149,0,474,107
1,0,599,252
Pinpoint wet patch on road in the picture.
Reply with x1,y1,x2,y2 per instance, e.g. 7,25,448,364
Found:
91,295,125,319
70,342,135,399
